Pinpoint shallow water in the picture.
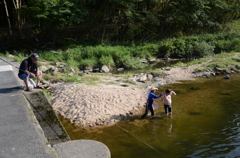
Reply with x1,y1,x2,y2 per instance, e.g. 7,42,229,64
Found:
59,74,240,158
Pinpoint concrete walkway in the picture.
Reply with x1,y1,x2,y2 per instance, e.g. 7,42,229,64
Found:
0,57,111,158
0,58,58,158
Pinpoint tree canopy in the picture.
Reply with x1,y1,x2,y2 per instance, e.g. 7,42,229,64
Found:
1,0,240,45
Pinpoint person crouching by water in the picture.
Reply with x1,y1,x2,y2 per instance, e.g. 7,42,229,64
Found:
141,87,162,119
162,89,176,116
18,53,43,92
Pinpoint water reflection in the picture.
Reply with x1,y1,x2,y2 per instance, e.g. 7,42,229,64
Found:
59,74,240,158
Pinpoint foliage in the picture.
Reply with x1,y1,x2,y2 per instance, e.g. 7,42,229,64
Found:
1,0,240,43
193,41,214,57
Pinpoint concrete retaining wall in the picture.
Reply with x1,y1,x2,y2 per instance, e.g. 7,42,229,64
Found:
24,90,111,158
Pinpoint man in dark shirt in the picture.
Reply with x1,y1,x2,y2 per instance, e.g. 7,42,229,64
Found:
18,53,42,91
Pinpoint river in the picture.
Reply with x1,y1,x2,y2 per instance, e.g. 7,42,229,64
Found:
59,73,240,158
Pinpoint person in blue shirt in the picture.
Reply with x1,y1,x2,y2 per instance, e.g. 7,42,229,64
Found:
141,87,162,119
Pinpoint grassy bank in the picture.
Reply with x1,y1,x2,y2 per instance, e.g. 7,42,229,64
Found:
173,52,240,73
1,20,240,83
4,29,240,72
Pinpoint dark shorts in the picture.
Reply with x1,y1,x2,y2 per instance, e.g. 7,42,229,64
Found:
164,105,172,113
19,70,42,80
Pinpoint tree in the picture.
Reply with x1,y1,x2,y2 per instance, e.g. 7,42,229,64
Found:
3,0,12,35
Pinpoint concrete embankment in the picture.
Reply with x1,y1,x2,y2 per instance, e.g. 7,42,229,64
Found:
0,57,111,158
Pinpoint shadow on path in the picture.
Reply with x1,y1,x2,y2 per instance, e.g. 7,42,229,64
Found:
0,86,21,93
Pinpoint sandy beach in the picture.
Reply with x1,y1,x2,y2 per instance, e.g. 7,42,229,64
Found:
51,64,201,127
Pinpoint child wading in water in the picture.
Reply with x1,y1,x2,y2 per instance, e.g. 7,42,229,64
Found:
141,87,162,119
162,89,176,116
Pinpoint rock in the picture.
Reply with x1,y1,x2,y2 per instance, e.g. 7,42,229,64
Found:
165,67,171,71
83,70,90,74
52,68,59,75
68,72,74,76
92,68,100,72
224,75,230,79
55,62,67,67
85,66,92,70
140,58,148,63
147,74,153,80
101,65,109,73
117,68,124,72
210,72,215,75
202,72,210,78
138,74,147,82
215,72,221,75
78,73,85,77
41,66,48,72
148,58,157,63
50,50,60,54
153,77,162,82
68,67,75,73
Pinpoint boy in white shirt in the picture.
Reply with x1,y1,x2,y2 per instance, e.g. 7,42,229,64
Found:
162,89,176,116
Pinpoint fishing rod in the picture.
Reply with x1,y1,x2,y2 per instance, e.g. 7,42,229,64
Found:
0,56,164,156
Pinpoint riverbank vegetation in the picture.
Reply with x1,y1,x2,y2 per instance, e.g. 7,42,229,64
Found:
1,0,240,82
173,52,240,73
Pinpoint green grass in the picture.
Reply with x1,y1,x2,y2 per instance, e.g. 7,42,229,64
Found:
43,90,52,100
173,52,240,73
195,67,207,72
122,79,136,84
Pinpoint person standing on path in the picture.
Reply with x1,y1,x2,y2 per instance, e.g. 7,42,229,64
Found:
141,87,162,119
162,89,176,116
18,53,43,91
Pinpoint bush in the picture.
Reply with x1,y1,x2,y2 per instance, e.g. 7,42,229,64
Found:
79,58,97,68
170,38,186,57
213,38,240,53
193,41,214,57
99,55,115,67
119,56,144,69
157,40,174,58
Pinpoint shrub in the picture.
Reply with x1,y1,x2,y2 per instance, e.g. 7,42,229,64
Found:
79,58,97,68
193,41,214,57
213,38,240,53
119,56,144,69
41,51,63,62
157,40,174,58
170,38,186,57
99,55,115,67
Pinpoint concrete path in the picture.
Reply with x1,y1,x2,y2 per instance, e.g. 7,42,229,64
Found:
0,57,58,158
0,57,111,158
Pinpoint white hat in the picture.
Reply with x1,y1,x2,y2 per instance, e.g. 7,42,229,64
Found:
150,87,158,91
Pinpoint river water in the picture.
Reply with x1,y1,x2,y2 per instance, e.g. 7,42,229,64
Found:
59,74,240,158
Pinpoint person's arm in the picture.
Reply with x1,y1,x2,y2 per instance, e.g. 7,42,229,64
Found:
152,93,162,99
26,70,36,78
170,91,176,95
161,94,165,101
36,67,41,78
